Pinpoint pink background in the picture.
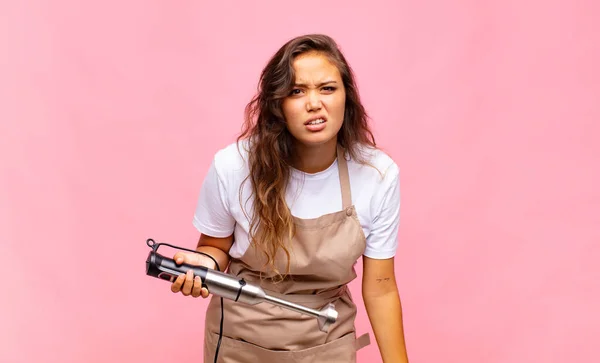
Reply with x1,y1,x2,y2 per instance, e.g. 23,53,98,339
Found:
1,1,599,362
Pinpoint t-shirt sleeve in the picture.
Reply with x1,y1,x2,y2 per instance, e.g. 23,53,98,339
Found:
364,163,401,259
192,156,236,238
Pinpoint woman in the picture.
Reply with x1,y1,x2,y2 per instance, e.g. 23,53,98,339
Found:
171,34,409,363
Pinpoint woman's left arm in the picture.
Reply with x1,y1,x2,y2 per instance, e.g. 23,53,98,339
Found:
362,256,409,363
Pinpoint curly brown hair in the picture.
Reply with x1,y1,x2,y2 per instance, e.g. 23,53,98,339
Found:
237,34,377,277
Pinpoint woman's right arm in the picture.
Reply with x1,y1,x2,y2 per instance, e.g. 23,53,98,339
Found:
170,233,234,298
194,233,233,272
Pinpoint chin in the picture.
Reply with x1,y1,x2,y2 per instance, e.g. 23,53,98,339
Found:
295,133,338,148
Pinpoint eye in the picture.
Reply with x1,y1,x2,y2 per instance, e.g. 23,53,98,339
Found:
322,86,336,92
290,88,303,96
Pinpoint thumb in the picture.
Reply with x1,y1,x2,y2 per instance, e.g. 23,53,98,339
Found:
173,252,188,265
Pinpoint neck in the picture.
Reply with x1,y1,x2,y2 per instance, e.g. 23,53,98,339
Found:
291,139,338,174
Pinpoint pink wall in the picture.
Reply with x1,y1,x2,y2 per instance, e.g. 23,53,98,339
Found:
1,1,598,362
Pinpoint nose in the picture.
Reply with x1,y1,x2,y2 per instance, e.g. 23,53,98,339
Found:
305,91,322,111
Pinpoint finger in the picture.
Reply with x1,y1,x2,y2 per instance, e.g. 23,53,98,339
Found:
171,274,185,293
191,276,202,297
201,287,210,299
181,270,194,296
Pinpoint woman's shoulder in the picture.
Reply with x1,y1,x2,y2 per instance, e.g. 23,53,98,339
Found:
211,139,251,178
349,144,399,178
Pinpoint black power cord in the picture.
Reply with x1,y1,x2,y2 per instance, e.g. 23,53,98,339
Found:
214,297,224,362
192,251,224,363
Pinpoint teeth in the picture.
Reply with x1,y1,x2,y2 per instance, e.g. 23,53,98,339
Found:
308,119,325,125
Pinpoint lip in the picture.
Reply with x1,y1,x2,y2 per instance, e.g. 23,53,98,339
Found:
304,116,328,125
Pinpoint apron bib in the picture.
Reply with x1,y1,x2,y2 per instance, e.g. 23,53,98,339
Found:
203,145,370,362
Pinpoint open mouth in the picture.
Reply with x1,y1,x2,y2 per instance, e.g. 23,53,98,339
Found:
305,117,327,125
306,118,325,125
304,117,327,132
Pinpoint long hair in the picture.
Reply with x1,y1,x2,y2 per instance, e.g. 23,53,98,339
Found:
237,34,377,277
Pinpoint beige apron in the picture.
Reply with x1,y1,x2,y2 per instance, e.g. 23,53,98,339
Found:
203,145,370,362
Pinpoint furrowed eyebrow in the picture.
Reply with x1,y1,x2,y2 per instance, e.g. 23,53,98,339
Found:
293,80,338,87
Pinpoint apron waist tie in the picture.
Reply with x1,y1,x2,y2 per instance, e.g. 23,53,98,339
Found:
262,284,349,304
355,333,370,350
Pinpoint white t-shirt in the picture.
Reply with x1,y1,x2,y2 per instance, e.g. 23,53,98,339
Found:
192,140,401,259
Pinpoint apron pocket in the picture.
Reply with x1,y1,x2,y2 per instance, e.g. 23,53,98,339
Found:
204,330,359,363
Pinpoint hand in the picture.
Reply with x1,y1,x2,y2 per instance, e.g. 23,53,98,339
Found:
170,251,216,298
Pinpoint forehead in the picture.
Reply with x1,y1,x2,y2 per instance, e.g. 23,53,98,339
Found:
292,52,342,83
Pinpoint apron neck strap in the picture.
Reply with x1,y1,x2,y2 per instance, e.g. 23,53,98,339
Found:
337,144,352,209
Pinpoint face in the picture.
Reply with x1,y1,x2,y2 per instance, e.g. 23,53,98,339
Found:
281,52,346,149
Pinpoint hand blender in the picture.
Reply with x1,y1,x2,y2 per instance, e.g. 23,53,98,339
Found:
144,239,338,332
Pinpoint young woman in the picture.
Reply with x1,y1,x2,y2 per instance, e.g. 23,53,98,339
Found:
171,34,409,363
